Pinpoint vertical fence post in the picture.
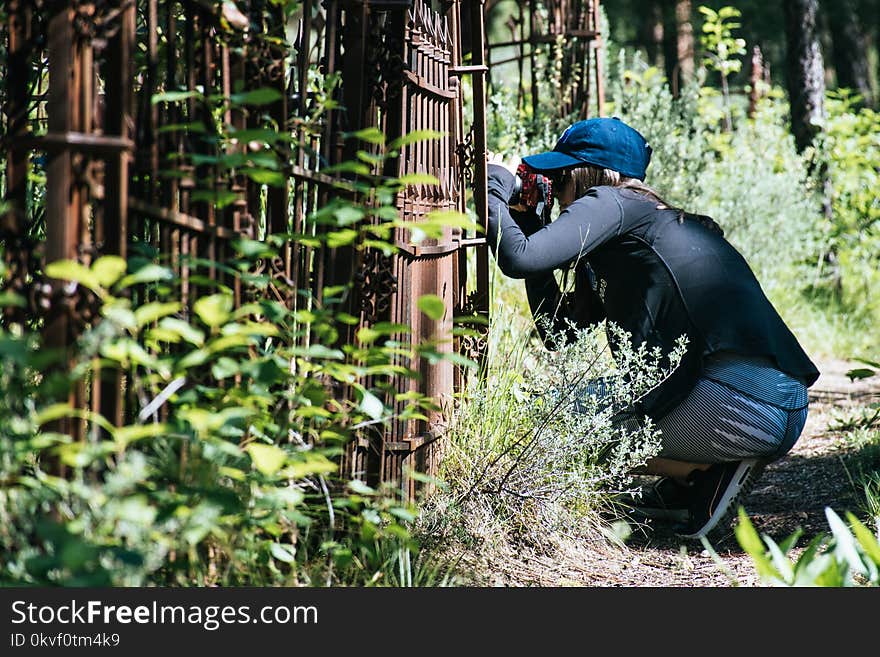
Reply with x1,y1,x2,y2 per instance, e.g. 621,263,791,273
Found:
99,0,135,428
469,0,490,325
44,1,86,444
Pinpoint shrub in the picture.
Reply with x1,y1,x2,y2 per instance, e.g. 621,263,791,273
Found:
417,282,685,566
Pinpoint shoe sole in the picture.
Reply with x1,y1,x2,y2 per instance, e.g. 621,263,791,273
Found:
676,459,766,540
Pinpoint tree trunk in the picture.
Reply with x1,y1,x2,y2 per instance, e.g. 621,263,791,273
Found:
662,0,693,96
675,0,694,84
824,0,873,106
783,0,826,153
638,0,665,69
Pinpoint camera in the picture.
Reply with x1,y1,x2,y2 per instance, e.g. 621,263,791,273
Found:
511,163,554,220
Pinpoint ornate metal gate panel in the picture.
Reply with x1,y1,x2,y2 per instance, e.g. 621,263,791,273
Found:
1,0,494,497
334,1,490,498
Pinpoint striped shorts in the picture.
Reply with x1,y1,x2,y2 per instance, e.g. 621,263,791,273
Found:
581,353,810,463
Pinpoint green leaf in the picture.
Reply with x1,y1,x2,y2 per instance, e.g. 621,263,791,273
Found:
134,302,181,328
222,321,278,337
232,238,276,259
218,466,247,482
389,130,444,150
101,303,137,331
280,454,337,479
0,291,27,308
348,479,375,495
194,294,233,328
264,486,306,509
321,161,372,176
398,173,440,186
424,209,482,231
115,423,170,445
442,351,479,370
846,368,876,381
245,169,286,186
292,344,344,360
388,507,417,523
191,190,238,209
45,260,104,296
356,150,386,165
207,333,251,353
349,127,386,145
417,294,445,320
212,357,240,380
269,543,297,563
826,507,868,576
734,507,783,582
763,536,795,583
35,403,80,427
246,443,287,476
157,121,207,134
334,206,365,227
793,534,829,580
359,389,385,421
176,348,210,370
326,229,359,248
91,256,128,287
117,264,175,289
157,318,205,346
846,512,880,567
776,527,804,555
230,88,283,106
372,322,412,334
35,404,115,436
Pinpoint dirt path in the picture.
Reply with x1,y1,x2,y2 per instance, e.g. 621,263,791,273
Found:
479,359,880,586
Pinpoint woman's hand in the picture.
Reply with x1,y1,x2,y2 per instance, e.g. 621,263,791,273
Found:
487,151,527,211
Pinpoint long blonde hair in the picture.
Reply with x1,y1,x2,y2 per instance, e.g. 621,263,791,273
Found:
564,164,679,216
556,164,724,235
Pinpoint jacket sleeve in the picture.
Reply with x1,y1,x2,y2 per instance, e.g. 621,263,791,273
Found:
487,165,624,278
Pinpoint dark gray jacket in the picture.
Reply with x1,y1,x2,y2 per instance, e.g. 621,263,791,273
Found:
486,164,819,419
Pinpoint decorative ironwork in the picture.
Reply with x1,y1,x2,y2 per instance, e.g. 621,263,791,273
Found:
456,126,475,188
354,249,398,324
367,11,405,110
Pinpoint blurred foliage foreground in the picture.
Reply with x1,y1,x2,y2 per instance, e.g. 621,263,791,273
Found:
0,124,481,585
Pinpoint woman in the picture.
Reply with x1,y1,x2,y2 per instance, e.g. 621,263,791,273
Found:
486,117,819,539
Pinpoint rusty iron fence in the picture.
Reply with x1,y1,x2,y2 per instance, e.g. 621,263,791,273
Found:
485,0,605,120
1,0,495,498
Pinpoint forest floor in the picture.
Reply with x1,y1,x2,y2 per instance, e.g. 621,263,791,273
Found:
456,358,880,586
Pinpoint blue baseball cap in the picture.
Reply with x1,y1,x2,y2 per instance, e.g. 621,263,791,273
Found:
522,117,652,180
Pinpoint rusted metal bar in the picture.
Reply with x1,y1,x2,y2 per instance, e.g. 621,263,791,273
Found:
100,0,135,429
487,32,600,50
130,199,241,240
44,1,86,443
469,0,490,322
593,0,605,115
